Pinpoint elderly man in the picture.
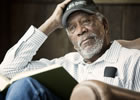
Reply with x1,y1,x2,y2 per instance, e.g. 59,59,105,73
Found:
0,0,140,100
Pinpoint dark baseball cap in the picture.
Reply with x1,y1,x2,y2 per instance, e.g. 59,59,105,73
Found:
62,0,99,27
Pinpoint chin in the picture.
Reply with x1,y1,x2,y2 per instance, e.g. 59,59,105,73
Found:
79,39,103,59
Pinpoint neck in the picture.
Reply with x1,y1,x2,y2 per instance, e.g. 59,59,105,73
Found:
84,42,111,64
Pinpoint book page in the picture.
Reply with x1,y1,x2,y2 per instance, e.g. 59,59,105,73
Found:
0,74,10,91
10,64,62,83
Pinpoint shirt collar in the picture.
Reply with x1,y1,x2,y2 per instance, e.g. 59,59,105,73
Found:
103,40,122,63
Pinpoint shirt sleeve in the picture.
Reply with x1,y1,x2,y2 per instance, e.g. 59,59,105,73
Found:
0,25,48,78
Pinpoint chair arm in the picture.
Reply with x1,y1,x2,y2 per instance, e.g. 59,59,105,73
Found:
70,80,140,100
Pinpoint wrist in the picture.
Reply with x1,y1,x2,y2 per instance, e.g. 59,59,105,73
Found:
38,18,60,36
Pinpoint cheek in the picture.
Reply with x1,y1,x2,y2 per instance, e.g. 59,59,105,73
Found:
91,23,105,37
69,35,79,47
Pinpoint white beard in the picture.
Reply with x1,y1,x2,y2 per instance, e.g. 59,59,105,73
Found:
78,34,104,59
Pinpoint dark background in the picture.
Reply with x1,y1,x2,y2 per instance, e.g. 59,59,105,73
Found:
0,0,140,62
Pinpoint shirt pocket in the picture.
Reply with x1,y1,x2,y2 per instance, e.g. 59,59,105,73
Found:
103,76,124,88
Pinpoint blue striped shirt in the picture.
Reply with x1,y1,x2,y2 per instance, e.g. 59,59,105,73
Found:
0,26,140,92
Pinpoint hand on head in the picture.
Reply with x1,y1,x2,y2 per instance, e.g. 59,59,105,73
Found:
39,0,71,35
49,0,72,29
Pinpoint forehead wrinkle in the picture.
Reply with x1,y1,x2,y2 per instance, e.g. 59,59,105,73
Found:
66,11,92,27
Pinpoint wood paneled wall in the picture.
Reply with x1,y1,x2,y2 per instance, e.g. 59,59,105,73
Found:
100,4,140,40
0,0,140,62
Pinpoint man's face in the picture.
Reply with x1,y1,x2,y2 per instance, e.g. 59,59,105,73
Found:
66,11,108,59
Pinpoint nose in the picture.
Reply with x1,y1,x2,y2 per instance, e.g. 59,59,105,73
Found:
77,25,88,36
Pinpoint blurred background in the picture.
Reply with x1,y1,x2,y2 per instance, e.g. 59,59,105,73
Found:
0,0,140,62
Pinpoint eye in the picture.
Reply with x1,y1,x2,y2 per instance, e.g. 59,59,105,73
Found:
67,25,76,34
82,19,90,25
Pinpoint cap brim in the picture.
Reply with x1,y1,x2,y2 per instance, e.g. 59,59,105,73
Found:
62,7,96,28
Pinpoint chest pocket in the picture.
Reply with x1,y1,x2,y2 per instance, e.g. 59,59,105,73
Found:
103,67,124,87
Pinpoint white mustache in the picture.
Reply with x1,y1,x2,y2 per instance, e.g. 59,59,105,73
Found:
78,33,97,47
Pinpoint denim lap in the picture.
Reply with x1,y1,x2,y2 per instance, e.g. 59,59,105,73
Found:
5,77,61,100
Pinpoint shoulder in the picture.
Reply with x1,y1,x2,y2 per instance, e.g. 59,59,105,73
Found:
113,40,140,57
120,44,140,57
109,41,140,65
118,43,140,69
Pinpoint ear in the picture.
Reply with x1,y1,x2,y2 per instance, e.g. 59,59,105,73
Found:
102,17,110,44
102,17,109,34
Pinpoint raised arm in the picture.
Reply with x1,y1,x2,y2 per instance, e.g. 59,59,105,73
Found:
118,38,140,50
39,0,71,36
0,0,71,78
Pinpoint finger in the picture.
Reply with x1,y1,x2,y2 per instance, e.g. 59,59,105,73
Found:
58,0,72,9
63,0,72,5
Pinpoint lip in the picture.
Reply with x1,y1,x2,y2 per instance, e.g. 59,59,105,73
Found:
80,37,94,46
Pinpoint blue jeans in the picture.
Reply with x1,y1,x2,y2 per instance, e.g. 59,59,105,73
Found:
4,77,61,100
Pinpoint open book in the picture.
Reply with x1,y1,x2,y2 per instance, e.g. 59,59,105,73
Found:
0,64,78,99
